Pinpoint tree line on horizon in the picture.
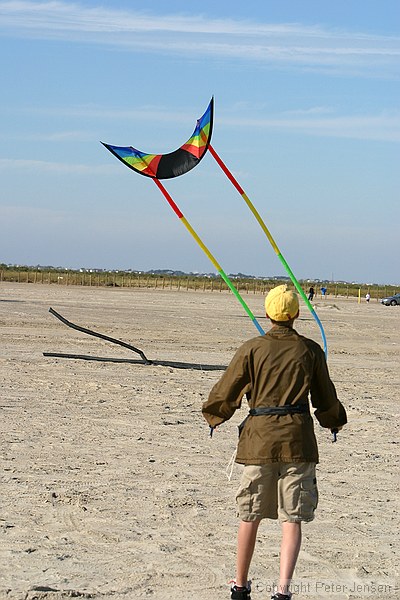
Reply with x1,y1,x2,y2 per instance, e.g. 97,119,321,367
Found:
0,265,397,299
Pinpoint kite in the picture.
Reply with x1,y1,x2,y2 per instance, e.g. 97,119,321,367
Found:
102,98,265,336
102,98,327,355
103,97,213,179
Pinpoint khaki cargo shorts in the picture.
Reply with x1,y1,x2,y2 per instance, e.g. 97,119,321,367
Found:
236,462,318,523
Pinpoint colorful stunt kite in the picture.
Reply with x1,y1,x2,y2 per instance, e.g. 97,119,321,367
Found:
102,98,265,336
102,98,327,355
104,100,212,179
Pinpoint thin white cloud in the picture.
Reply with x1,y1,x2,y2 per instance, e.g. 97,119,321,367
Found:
0,1,399,76
220,112,400,142
4,105,398,143
0,158,116,172
15,104,185,122
1,203,72,223
0,2,354,36
282,106,336,116
0,130,94,142
38,130,92,141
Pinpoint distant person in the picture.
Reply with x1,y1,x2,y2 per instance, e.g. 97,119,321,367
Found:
365,292,371,303
320,287,327,299
202,285,347,600
307,286,315,302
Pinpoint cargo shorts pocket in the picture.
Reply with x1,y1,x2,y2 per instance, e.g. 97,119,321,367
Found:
236,480,252,518
236,465,279,521
299,477,318,521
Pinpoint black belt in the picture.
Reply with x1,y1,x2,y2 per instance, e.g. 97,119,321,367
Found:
238,404,309,437
249,404,309,416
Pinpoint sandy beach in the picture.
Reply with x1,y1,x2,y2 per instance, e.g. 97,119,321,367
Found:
0,282,398,599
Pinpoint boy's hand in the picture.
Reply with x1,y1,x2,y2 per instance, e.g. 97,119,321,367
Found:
209,425,219,437
331,427,342,442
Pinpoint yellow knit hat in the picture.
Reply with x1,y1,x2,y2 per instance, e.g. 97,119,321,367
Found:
265,284,299,321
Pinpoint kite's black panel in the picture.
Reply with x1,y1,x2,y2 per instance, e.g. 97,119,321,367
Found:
157,149,199,179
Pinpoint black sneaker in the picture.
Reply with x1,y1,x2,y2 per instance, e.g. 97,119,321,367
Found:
231,582,251,599
271,593,292,600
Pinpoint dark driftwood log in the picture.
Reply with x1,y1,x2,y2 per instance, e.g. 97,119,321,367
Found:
45,308,226,371
48,307,151,363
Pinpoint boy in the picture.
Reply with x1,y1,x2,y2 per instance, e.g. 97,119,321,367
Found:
202,285,347,600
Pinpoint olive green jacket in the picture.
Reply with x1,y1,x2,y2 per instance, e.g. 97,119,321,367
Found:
202,326,347,464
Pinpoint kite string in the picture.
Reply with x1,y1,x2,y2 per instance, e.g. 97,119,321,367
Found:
152,178,265,336
208,144,327,358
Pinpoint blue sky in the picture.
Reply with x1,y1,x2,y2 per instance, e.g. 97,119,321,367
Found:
1,1,399,284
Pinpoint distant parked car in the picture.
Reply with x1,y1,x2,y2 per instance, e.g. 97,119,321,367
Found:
380,293,400,306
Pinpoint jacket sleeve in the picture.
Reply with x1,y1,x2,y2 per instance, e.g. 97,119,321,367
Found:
310,347,347,429
202,344,251,428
